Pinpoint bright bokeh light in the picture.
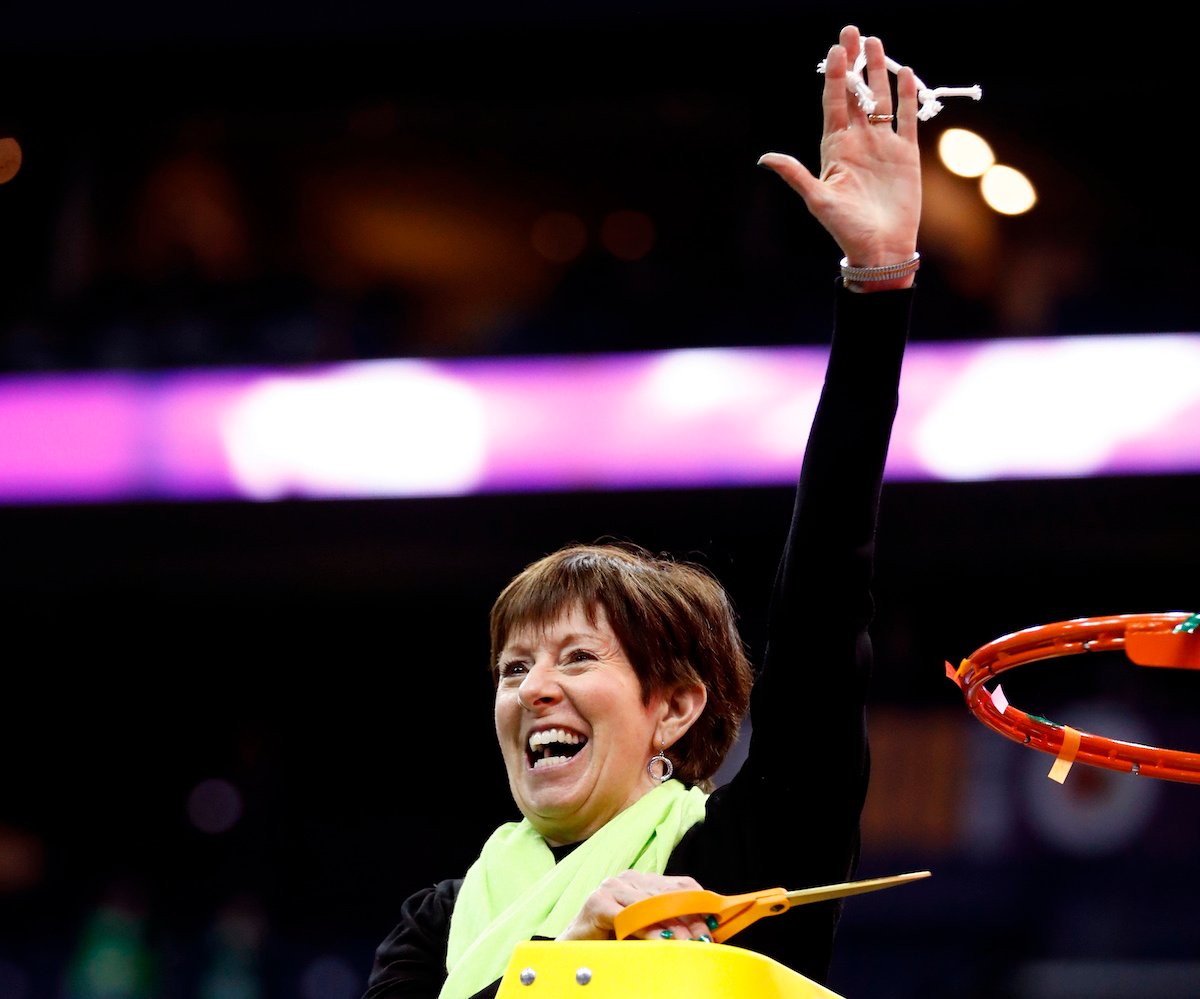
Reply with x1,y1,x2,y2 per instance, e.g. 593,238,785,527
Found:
980,164,1037,215
222,363,487,499
913,336,1200,479
641,348,761,417
938,128,994,178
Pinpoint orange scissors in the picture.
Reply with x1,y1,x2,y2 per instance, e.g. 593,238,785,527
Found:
613,870,931,944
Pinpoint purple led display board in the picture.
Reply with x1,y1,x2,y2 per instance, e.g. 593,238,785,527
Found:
1,334,1198,505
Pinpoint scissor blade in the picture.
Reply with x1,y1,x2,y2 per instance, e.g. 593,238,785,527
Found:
782,870,931,906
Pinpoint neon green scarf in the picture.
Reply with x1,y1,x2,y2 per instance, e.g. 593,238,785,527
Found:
441,780,709,999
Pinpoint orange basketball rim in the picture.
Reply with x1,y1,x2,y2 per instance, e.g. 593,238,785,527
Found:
949,612,1200,784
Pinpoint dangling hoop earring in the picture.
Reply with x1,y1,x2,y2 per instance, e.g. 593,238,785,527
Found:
647,744,674,783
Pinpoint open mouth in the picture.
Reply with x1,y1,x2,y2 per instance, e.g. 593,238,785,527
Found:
526,728,588,770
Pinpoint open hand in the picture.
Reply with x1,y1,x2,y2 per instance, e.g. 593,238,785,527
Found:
758,24,921,280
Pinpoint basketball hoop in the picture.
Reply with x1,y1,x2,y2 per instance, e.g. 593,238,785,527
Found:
948,612,1200,784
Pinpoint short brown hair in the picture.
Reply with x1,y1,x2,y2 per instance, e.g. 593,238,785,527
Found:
489,542,754,791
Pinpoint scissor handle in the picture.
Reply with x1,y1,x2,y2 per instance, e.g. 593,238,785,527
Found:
613,887,788,943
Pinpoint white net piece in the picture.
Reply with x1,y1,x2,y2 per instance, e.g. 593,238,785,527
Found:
817,50,982,121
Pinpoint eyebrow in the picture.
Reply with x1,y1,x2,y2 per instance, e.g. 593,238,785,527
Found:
499,631,602,657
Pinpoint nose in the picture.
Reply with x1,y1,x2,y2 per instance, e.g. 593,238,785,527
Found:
517,658,563,711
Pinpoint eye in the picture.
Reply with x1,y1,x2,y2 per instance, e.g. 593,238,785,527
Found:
564,648,597,666
498,660,528,680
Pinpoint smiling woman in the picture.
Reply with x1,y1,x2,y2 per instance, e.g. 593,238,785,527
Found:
364,23,922,999
497,603,700,847
491,558,744,844
492,546,752,791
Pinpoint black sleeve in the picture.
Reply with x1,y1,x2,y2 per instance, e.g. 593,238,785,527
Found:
363,880,462,999
667,286,913,983
362,878,514,999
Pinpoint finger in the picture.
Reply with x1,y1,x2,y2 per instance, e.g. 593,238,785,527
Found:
757,152,825,207
821,43,849,134
863,36,891,116
839,24,862,72
839,25,866,121
606,873,680,909
606,883,649,910
587,895,626,932
895,65,920,142
644,919,694,941
648,907,710,941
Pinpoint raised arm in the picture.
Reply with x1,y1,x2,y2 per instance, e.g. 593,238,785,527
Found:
669,24,923,983
748,22,921,763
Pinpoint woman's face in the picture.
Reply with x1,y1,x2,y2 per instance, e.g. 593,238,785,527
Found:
494,603,666,847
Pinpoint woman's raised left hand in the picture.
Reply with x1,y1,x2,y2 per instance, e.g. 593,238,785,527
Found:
758,24,921,283
557,870,715,942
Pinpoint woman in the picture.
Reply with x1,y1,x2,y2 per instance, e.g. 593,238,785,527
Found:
366,24,921,999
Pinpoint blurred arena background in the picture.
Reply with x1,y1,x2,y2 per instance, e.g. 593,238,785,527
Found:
1,3,1197,998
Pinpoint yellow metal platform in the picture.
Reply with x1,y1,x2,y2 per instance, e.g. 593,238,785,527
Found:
497,940,845,999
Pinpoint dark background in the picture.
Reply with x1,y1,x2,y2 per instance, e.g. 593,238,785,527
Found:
2,4,1198,998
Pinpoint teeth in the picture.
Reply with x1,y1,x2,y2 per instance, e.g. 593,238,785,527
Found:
528,728,584,751
532,755,573,769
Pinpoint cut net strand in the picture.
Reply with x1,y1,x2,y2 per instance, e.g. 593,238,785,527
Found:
817,50,983,121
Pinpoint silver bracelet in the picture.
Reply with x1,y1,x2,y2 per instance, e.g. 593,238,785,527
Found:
840,252,921,289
